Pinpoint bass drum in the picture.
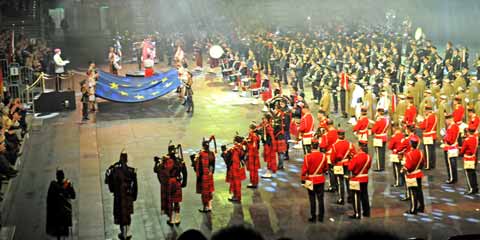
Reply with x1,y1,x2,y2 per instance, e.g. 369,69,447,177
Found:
209,45,224,59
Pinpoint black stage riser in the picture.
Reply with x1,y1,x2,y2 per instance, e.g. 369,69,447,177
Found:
34,91,76,113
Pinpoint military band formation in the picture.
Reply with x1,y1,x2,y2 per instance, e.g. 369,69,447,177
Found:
103,21,480,239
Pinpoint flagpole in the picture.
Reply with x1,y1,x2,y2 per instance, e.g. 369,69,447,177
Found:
11,24,15,63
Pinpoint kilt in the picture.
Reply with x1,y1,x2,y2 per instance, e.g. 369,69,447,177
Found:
276,139,287,153
247,151,260,172
226,168,233,183
264,144,277,173
239,166,247,181
198,173,214,194
167,178,182,203
160,184,167,213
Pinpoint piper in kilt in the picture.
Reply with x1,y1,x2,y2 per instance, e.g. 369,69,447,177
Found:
261,113,278,178
154,144,187,226
194,137,216,213
246,124,261,188
223,136,247,202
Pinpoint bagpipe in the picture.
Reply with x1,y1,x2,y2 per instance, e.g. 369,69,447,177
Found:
190,135,217,169
154,140,184,165
221,133,247,170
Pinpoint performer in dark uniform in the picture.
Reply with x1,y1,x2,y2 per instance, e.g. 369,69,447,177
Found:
401,137,425,214
80,80,89,121
46,169,76,240
194,136,216,212
154,144,187,226
301,140,328,223
105,150,138,240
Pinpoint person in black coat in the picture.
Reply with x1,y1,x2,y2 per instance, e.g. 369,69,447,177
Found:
105,150,138,240
46,169,76,240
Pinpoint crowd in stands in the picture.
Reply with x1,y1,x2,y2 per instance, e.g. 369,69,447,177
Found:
0,96,27,201
0,30,54,74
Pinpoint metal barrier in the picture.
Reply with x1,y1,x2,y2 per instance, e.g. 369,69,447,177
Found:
19,66,34,85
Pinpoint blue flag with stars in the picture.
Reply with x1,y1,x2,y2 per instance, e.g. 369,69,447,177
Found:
95,69,181,103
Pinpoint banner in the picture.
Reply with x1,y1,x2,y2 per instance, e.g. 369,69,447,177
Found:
95,69,181,103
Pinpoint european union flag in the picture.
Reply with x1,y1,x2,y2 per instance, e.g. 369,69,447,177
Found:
95,69,181,103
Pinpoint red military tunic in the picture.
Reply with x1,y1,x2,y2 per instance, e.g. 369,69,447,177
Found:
388,132,404,154
318,118,329,130
301,150,328,184
443,123,460,151
404,105,417,125
331,140,356,167
468,114,480,132
460,134,478,163
371,116,389,142
299,112,315,141
320,127,338,151
404,149,424,179
353,116,369,143
453,105,465,124
397,134,419,162
419,113,437,140
348,150,372,183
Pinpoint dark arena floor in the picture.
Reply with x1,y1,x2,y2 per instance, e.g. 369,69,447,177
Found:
1,63,479,240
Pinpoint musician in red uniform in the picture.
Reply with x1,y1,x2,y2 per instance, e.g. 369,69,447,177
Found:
397,125,418,201
371,108,389,171
339,70,349,118
246,124,260,188
353,107,369,153
418,106,437,170
194,139,216,213
273,104,288,170
388,124,405,187
301,140,328,223
262,113,277,178
331,130,356,204
442,114,460,184
460,127,479,194
153,145,187,225
299,105,315,154
317,109,329,131
320,119,339,192
403,96,417,126
452,96,465,125
401,137,425,214
467,107,480,132
223,136,246,202
348,147,371,219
